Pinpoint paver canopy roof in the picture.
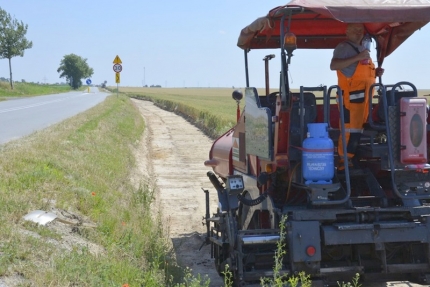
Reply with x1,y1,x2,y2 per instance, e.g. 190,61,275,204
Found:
237,0,430,65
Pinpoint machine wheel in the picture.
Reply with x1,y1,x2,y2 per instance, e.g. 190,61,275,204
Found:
233,276,246,287
213,242,228,276
225,212,243,287
238,191,259,230
213,209,229,276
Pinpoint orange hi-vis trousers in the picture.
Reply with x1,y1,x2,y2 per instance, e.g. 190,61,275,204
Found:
337,60,376,159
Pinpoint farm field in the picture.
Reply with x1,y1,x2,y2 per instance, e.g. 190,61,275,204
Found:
120,86,430,106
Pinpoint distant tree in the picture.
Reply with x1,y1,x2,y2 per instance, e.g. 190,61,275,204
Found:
57,54,94,89
0,7,33,89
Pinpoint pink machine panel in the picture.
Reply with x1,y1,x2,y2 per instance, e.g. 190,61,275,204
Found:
399,97,428,164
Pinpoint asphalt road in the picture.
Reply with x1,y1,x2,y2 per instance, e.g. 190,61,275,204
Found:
0,87,109,145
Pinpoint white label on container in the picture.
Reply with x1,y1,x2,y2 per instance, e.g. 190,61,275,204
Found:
307,162,327,170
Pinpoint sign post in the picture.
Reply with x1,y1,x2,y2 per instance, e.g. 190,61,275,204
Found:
113,55,122,97
86,78,92,93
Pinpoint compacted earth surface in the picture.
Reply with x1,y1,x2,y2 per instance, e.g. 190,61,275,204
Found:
131,98,430,287
131,99,224,287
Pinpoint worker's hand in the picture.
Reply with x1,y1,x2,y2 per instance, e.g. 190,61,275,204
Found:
358,50,371,61
375,67,384,77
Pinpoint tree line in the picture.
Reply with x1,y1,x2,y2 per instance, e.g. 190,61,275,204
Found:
0,7,93,90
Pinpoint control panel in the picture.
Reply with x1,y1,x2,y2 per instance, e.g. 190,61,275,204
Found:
226,175,244,194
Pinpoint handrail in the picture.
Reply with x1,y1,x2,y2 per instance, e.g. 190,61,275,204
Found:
388,81,417,104
299,86,326,145
381,82,430,200
366,81,430,200
310,85,351,206
366,83,386,131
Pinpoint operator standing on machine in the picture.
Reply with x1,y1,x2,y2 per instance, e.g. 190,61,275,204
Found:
330,23,384,170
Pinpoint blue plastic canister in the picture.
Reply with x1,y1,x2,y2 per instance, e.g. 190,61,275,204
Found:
302,123,334,185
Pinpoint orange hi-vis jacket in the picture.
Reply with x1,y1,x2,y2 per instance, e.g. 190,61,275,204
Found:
337,60,376,159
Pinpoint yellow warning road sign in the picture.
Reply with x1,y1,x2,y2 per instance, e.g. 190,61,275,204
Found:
115,72,120,83
113,55,122,64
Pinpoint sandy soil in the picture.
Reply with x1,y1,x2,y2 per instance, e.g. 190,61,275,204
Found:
130,99,427,287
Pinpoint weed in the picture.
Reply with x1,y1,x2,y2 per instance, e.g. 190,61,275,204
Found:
337,273,361,287
261,215,311,287
172,267,210,287
222,264,234,287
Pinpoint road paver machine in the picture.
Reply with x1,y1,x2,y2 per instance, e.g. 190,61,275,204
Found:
202,1,430,285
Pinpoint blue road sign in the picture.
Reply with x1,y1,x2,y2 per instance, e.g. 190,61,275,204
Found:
86,79,92,85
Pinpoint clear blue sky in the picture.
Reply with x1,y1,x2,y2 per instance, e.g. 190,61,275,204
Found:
1,1,430,89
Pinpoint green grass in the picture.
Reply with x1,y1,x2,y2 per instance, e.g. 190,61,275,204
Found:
0,94,194,286
0,81,72,99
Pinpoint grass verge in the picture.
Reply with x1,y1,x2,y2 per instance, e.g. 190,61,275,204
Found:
0,94,190,286
0,82,72,99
